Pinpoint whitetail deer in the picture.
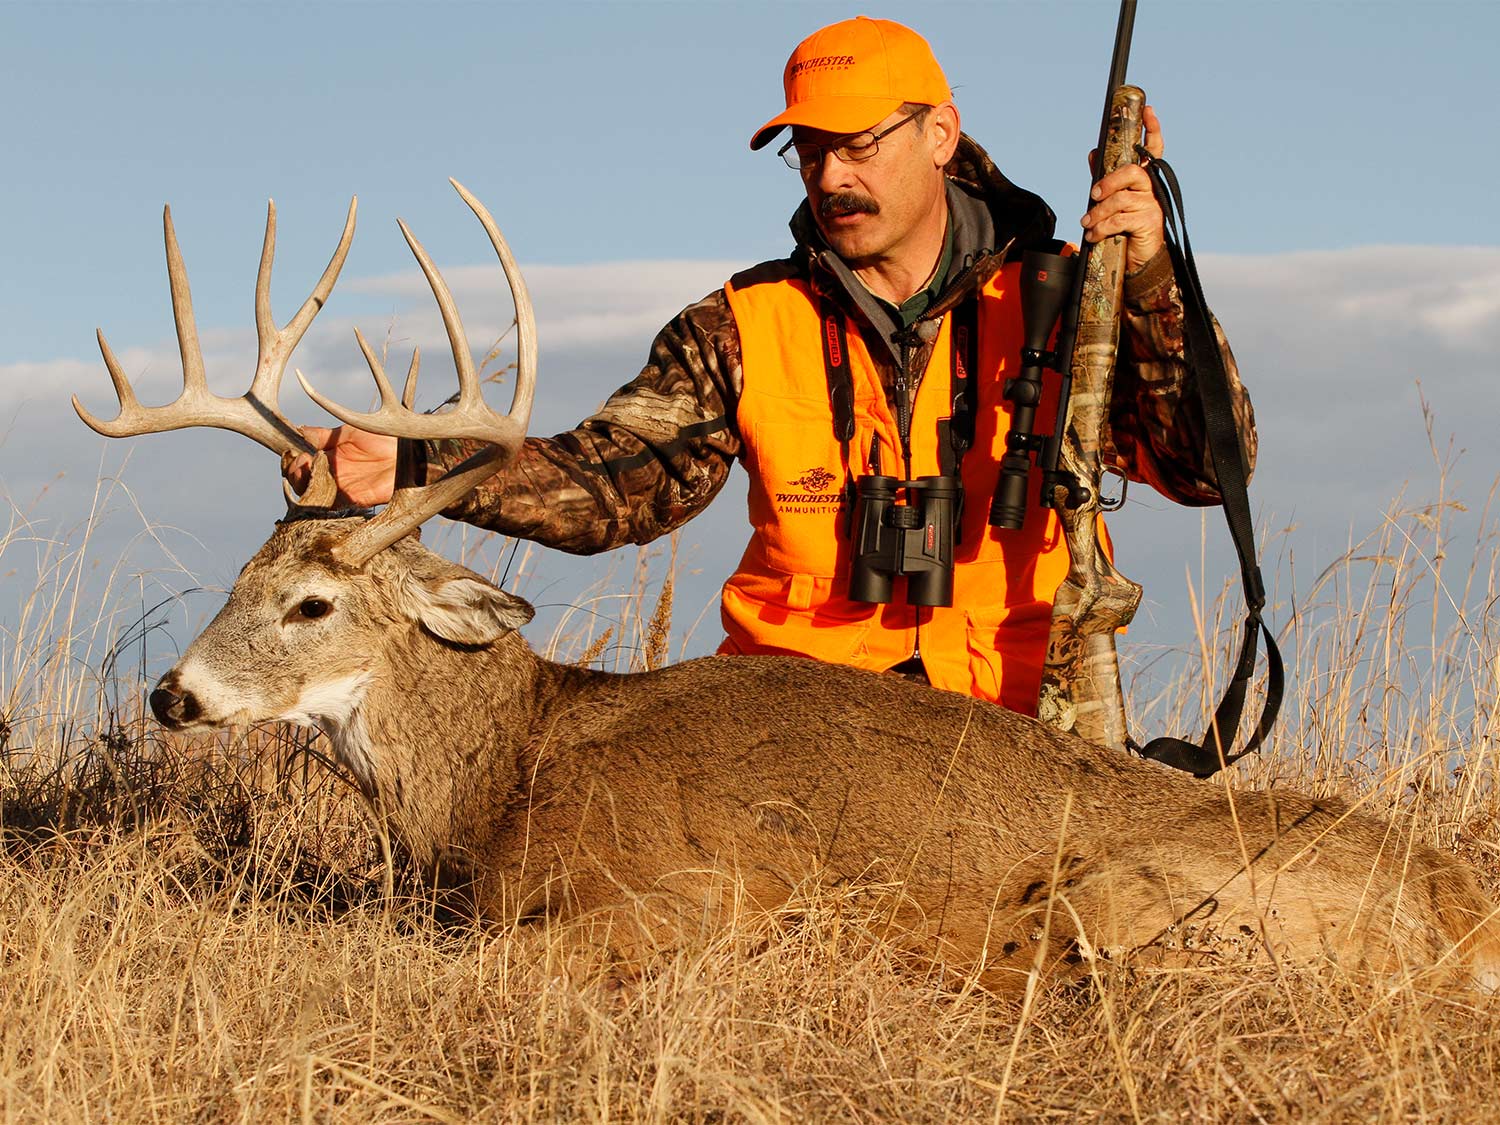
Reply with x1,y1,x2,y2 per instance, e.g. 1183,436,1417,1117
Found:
76,183,1500,996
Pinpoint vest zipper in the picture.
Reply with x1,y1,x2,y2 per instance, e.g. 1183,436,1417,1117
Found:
895,335,915,481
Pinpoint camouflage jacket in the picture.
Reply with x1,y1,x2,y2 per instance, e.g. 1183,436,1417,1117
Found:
421,134,1256,556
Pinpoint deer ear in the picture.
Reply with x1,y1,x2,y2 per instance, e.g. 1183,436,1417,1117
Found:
401,574,534,646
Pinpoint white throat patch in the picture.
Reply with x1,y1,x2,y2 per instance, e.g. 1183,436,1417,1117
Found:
283,673,377,794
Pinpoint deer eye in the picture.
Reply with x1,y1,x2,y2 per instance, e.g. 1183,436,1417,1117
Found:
297,597,332,620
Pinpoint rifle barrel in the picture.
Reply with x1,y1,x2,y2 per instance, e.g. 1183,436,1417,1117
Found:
1092,0,1138,199
1050,0,1139,499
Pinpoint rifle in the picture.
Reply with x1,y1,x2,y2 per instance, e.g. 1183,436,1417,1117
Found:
996,0,1144,750
998,0,1285,770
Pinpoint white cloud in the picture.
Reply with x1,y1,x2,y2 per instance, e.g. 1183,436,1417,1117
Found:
345,259,741,353
1200,246,1500,349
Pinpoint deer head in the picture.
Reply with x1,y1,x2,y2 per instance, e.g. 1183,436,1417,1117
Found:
75,181,538,740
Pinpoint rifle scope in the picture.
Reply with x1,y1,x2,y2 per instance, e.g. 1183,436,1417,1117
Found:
988,243,1078,530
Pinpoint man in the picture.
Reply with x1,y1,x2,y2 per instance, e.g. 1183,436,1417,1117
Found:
285,17,1254,715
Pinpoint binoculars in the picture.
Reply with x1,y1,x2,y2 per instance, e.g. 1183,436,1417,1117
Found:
848,473,961,608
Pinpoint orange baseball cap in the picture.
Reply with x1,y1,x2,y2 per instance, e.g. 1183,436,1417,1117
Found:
750,17,952,151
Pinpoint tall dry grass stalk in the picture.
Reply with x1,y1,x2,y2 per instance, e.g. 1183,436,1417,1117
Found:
2,476,1499,1122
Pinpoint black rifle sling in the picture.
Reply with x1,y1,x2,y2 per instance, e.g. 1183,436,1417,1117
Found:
1127,154,1285,779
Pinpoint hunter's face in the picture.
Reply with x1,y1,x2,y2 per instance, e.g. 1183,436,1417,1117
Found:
795,108,952,269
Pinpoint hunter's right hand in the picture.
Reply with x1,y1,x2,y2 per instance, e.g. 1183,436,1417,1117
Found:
281,425,399,507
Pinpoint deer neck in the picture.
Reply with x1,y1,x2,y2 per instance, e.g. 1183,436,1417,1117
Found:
330,626,543,867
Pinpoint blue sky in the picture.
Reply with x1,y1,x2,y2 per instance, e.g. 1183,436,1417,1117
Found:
7,0,1496,357
3,0,1498,709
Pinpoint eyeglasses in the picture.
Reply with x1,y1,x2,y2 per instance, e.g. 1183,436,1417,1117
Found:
777,112,923,172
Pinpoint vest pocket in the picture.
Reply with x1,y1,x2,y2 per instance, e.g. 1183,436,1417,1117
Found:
964,601,1051,713
721,572,876,665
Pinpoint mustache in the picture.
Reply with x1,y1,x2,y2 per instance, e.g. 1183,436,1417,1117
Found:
819,192,880,219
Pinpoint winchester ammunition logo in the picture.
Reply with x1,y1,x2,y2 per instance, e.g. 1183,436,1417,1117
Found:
775,466,845,515
792,467,836,492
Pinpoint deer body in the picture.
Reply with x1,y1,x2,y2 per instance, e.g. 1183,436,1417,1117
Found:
150,520,1500,994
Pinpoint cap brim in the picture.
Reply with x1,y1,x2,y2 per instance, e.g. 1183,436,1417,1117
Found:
749,95,905,151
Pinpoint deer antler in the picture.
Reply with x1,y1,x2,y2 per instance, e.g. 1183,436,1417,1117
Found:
296,179,536,568
74,199,358,463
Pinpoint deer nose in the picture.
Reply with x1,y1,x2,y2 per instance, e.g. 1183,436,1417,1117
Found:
150,675,200,728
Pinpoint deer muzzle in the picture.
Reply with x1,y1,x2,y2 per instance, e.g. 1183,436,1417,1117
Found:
150,673,201,729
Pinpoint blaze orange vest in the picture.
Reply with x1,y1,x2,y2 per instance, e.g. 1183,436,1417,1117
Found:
718,261,1105,714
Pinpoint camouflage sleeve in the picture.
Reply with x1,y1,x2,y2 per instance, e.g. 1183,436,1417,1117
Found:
420,289,744,555
1105,246,1258,507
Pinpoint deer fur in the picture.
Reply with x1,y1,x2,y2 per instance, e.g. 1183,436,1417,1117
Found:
151,517,1500,995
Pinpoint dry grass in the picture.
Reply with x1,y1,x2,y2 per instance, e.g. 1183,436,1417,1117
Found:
2,478,1499,1122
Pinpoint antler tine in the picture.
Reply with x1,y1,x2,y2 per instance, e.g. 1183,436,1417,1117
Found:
401,348,421,410
350,326,406,410
164,204,210,397
399,213,478,393
451,177,536,438
253,199,279,375
72,330,144,436
296,193,527,451
74,198,359,459
317,182,537,568
249,196,358,411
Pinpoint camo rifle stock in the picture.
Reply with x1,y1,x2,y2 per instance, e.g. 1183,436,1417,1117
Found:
1035,84,1147,751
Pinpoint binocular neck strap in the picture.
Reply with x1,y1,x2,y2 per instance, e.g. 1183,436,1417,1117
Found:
818,298,858,536
938,298,979,480
818,298,856,448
